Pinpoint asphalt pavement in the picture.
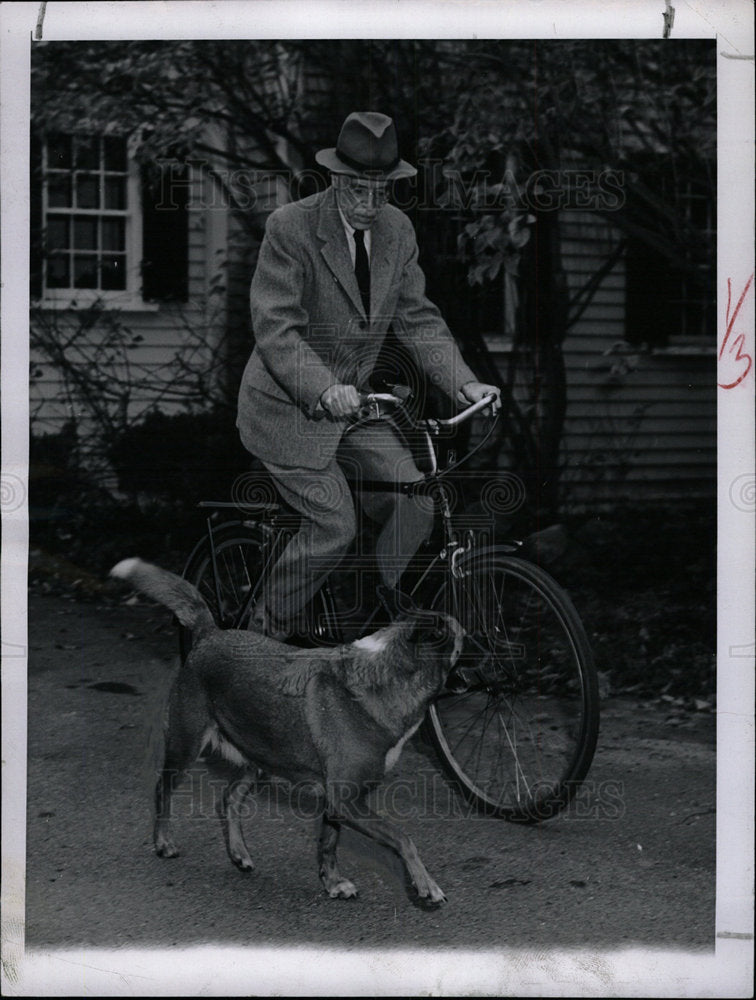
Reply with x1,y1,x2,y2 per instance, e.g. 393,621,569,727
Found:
13,592,720,993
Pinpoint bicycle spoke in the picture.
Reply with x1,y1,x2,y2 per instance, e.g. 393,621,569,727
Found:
496,702,533,805
427,552,598,819
441,693,491,743
467,694,498,789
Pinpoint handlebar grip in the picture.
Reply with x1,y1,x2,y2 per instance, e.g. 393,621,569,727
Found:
358,392,403,406
432,391,500,429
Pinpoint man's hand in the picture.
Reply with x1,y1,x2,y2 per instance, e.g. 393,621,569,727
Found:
457,381,502,415
320,383,362,419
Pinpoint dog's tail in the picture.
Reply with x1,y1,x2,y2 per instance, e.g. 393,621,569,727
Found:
110,558,216,640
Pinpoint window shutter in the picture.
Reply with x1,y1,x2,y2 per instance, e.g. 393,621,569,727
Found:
30,131,43,300
625,241,676,347
140,162,189,302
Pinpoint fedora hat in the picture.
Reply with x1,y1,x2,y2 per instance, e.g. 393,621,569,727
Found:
315,111,417,180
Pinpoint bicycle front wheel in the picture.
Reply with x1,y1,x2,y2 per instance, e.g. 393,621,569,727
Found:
424,549,599,821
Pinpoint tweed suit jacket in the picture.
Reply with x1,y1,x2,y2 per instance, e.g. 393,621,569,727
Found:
237,185,477,470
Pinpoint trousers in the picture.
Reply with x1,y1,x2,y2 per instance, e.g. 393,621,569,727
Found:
258,421,433,629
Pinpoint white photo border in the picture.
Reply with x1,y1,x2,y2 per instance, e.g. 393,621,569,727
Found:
2,1,753,995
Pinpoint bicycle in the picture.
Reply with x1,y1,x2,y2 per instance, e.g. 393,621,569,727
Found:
179,390,599,822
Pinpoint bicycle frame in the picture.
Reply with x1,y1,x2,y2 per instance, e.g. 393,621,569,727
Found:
181,392,599,822
186,391,510,639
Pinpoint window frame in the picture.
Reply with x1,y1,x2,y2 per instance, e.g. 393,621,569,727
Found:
37,133,157,311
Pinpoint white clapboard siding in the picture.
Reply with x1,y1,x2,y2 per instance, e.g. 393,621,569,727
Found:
30,164,227,448
559,211,715,506
478,209,715,507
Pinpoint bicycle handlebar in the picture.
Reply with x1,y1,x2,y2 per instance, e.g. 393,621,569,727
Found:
356,389,499,428
362,392,403,405
356,392,403,420
432,391,499,428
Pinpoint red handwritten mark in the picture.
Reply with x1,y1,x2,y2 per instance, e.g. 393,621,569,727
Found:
718,273,754,389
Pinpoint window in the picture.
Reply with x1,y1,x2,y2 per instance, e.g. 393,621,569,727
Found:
625,174,716,350
31,132,188,307
41,134,134,299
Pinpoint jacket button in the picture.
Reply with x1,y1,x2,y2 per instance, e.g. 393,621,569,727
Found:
358,320,367,330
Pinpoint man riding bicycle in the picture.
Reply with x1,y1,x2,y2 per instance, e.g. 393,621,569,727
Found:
236,111,501,640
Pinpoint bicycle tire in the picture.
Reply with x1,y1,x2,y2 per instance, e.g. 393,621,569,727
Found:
179,520,342,659
423,548,599,822
179,521,270,660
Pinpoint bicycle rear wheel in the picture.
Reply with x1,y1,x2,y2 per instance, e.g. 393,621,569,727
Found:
179,520,342,659
179,522,271,660
424,548,599,821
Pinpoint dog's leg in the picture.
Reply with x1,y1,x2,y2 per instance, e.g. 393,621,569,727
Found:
332,799,446,905
224,771,256,873
154,762,185,859
153,693,206,859
317,816,358,899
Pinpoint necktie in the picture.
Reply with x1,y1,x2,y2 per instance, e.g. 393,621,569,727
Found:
353,229,370,318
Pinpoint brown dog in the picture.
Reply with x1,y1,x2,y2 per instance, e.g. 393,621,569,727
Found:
110,558,464,904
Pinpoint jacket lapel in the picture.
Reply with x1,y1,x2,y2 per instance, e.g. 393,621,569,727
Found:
316,187,366,318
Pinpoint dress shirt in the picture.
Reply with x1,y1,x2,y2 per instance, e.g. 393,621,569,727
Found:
337,203,372,266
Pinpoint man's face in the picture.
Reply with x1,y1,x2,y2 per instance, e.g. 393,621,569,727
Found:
333,174,390,230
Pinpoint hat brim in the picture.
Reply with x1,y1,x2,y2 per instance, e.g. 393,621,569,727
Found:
315,148,417,180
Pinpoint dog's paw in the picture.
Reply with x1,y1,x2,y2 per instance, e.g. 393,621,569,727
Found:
155,840,180,859
413,879,447,909
324,877,358,899
231,853,255,873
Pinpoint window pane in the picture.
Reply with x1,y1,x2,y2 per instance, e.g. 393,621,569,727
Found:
47,216,70,250
46,254,70,288
74,255,98,289
104,136,127,172
104,177,126,210
47,174,72,208
102,217,125,251
47,135,72,170
75,136,100,170
74,216,99,250
101,254,127,290
76,175,100,209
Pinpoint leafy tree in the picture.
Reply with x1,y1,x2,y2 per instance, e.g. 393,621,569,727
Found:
418,39,716,514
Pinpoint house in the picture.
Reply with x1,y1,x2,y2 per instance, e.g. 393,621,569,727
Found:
29,71,716,512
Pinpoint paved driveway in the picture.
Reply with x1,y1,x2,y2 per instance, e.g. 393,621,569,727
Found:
10,593,722,993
